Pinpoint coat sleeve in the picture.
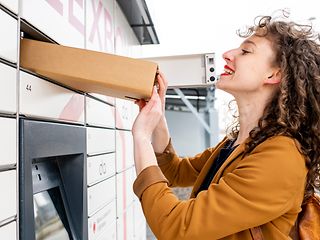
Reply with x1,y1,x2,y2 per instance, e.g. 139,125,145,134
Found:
155,138,227,187
133,137,307,240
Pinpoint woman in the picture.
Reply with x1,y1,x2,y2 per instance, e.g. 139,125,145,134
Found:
132,14,320,239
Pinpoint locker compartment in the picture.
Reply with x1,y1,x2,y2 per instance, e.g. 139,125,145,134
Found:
87,153,116,186
0,8,18,63
86,96,115,128
0,62,16,114
98,220,116,240
0,0,18,14
0,170,16,222
116,205,134,240
0,117,16,166
87,127,115,155
87,176,116,217
88,200,116,240
20,0,85,48
116,130,134,173
116,168,135,217
0,221,16,240
115,98,132,130
20,71,84,123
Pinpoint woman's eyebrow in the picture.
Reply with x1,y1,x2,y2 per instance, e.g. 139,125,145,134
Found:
242,39,257,47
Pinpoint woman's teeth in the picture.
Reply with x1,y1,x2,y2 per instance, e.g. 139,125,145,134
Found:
224,69,234,75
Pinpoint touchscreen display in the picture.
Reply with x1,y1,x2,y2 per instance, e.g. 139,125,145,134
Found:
33,190,70,240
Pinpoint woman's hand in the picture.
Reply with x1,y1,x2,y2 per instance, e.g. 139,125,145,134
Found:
156,71,168,114
132,86,162,141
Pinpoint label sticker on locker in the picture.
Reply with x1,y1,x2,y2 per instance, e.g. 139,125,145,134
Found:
0,0,18,13
21,0,85,48
87,127,115,155
88,200,116,240
116,168,135,217
0,170,16,222
116,205,134,240
87,176,116,217
86,0,114,54
87,153,115,186
86,97,115,128
0,221,16,240
0,9,18,63
0,62,16,114
20,71,84,123
0,118,16,166
116,130,134,172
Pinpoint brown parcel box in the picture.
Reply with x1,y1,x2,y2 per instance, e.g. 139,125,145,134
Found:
20,38,158,100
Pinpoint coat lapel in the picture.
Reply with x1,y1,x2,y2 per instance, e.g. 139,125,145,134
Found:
212,143,245,183
190,138,229,198
190,140,246,198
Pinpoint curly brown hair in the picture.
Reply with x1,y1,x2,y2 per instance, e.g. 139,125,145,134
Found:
234,14,320,201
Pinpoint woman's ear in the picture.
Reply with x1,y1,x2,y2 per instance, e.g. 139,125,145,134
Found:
264,69,281,85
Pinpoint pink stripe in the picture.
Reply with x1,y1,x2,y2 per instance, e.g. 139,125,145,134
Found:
89,0,103,49
115,108,128,238
46,0,63,15
104,8,113,52
59,94,84,121
68,0,85,35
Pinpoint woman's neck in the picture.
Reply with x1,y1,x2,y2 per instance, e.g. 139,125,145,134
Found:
234,96,267,145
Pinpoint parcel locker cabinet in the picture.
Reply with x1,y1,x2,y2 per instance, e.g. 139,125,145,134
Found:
0,8,18,63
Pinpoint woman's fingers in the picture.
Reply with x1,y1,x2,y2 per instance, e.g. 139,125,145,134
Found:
134,99,147,111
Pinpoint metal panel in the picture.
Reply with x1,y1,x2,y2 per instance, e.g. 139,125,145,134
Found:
87,127,115,155
87,176,116,217
87,153,116,186
0,118,16,167
116,168,135,217
0,221,16,240
86,96,115,128
20,0,85,47
0,170,16,222
88,200,116,240
20,71,85,123
0,62,16,114
0,0,18,14
116,130,134,173
0,8,17,63
145,53,216,88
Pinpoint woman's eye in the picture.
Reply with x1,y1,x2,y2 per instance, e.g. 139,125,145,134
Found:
241,49,251,55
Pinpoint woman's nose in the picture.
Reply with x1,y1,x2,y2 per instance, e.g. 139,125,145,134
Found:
222,49,235,62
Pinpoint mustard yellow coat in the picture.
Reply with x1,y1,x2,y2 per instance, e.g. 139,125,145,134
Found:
133,136,307,240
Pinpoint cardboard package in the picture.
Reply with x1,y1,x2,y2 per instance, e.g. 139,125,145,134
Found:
20,38,158,100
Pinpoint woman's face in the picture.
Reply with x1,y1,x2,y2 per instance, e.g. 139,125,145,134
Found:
216,35,279,96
